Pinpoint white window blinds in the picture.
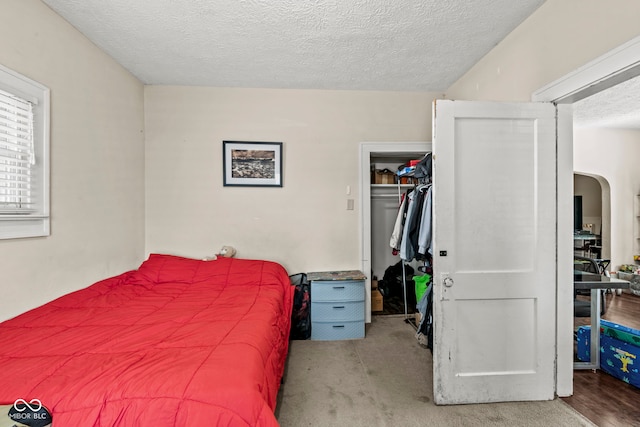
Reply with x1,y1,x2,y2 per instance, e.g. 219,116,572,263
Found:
0,88,35,214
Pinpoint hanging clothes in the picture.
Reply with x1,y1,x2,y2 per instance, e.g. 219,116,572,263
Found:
389,192,408,253
399,188,419,261
417,185,433,259
390,152,433,260
398,183,432,262
415,282,433,352
386,152,434,352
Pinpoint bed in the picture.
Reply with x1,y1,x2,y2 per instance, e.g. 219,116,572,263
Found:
0,254,294,426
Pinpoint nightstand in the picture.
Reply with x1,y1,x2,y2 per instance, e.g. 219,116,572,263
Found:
307,270,366,340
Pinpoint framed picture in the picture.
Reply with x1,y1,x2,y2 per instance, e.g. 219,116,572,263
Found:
223,141,283,187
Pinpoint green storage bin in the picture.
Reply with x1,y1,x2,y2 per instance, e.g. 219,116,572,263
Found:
414,274,431,302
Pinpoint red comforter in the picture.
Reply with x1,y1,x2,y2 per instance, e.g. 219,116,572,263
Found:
0,254,294,426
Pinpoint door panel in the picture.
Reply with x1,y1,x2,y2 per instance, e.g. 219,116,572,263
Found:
433,100,556,404
454,118,536,272
455,298,536,375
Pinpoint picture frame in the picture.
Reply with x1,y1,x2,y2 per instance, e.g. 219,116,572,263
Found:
223,141,283,187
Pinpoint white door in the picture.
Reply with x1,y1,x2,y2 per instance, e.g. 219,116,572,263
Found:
432,100,557,404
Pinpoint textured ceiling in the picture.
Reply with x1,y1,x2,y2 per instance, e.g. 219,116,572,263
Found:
40,0,640,128
41,0,545,91
573,75,640,129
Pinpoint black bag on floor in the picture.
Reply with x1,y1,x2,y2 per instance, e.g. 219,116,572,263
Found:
289,273,311,340
379,262,415,298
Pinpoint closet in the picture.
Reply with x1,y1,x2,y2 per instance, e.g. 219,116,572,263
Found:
360,141,431,324
370,153,417,303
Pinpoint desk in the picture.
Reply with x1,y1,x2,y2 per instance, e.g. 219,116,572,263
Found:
573,271,630,370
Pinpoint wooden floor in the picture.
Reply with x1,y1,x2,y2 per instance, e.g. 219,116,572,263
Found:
562,292,640,427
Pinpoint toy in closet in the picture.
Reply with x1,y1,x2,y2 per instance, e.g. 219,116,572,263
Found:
390,153,434,351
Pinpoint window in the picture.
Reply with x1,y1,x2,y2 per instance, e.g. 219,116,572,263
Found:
0,64,50,239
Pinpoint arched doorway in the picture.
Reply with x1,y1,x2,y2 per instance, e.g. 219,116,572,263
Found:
574,173,611,263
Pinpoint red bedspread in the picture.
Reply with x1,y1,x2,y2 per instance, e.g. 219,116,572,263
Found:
0,254,294,426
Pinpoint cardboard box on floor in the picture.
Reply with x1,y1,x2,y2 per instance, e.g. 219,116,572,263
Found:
371,288,383,312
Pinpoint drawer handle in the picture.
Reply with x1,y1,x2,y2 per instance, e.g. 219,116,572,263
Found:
332,325,345,329
333,286,345,290
333,306,345,309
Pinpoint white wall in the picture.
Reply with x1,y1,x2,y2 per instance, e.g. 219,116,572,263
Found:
0,0,145,321
144,86,439,274
574,128,640,269
574,175,601,222
446,0,640,101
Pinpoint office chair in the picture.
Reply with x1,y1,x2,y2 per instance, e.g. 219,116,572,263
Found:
574,255,606,317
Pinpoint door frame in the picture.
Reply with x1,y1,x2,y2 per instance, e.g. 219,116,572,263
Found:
359,141,430,323
533,34,640,397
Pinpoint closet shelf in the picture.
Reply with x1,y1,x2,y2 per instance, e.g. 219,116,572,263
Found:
372,184,414,189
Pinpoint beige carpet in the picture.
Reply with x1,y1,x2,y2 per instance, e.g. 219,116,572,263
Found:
276,315,595,427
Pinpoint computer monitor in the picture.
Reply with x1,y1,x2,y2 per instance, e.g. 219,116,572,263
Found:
574,195,583,232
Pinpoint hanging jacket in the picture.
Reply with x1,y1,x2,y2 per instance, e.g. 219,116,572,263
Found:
400,189,418,261
417,185,433,257
389,192,408,251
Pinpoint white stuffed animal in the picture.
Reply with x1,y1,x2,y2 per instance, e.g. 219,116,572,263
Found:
218,246,237,258
202,246,236,261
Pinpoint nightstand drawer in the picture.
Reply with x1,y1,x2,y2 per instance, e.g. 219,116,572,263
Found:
311,301,364,322
311,280,365,302
311,320,365,340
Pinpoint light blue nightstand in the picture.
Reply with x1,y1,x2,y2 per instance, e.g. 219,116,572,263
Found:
308,270,366,340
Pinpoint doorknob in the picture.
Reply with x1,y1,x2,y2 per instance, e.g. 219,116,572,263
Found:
440,273,453,301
